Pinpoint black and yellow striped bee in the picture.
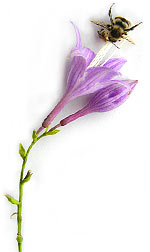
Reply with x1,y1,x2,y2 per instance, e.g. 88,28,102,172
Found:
91,4,142,46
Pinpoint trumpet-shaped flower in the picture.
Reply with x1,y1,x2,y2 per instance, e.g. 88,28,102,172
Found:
60,79,137,126
37,23,134,133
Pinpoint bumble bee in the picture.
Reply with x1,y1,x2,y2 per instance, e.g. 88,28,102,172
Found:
91,4,142,46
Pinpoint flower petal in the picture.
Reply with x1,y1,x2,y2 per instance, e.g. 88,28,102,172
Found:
103,58,127,71
85,80,138,112
66,55,87,93
70,47,96,66
69,66,121,99
81,47,96,66
60,80,137,126
70,22,96,66
71,22,82,49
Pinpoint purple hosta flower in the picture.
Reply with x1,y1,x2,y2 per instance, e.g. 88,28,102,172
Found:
60,79,137,126
37,23,131,134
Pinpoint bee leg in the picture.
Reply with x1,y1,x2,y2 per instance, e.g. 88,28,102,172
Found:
97,30,108,42
108,3,115,25
91,20,108,29
122,35,135,44
125,22,142,32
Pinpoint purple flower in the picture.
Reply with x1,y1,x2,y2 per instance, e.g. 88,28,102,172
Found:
60,79,137,126
37,23,132,133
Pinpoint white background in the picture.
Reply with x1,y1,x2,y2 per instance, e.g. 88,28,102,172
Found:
0,0,149,251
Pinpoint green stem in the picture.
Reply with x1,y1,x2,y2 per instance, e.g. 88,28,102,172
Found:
16,130,48,252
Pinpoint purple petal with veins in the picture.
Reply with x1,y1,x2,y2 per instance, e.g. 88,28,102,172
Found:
70,22,95,66
66,56,87,93
81,79,137,112
69,66,121,99
103,57,127,71
60,80,138,126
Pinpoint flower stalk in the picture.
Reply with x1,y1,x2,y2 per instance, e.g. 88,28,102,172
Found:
17,140,35,251
5,128,60,252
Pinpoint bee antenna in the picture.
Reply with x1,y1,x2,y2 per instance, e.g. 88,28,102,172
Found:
111,3,115,8
109,3,115,25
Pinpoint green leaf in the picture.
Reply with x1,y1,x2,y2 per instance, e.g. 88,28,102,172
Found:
22,170,33,184
19,143,25,159
10,212,18,218
5,194,20,205
47,129,60,135
32,130,37,142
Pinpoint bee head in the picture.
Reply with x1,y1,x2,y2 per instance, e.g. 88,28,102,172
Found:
114,17,131,29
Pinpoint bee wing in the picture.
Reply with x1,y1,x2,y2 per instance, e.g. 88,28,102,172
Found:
122,35,135,45
91,20,107,28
